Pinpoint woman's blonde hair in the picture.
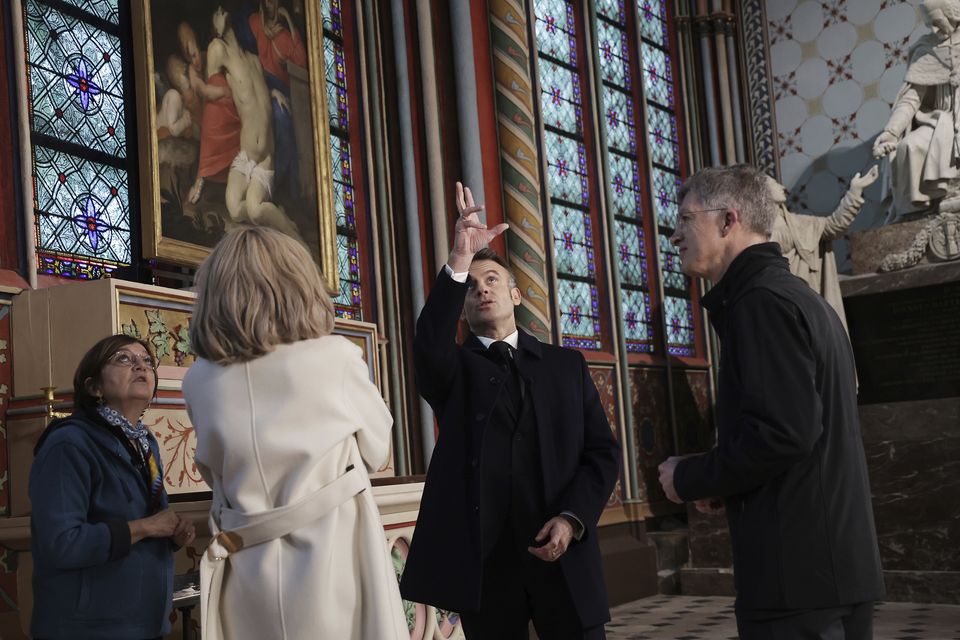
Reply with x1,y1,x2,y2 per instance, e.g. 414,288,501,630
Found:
190,226,335,364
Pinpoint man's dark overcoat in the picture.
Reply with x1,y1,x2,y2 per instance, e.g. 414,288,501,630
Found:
400,270,620,627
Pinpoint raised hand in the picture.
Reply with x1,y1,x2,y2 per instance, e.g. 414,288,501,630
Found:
448,181,509,272
849,164,880,197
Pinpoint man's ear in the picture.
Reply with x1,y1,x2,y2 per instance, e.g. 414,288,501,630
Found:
721,207,740,236
511,285,522,306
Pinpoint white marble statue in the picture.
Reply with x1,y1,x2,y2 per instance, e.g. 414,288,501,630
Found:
767,166,879,333
872,0,960,221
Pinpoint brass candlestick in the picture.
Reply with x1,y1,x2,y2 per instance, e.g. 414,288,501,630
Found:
42,387,70,420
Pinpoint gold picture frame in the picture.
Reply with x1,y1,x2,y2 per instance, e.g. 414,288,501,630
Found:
131,0,338,294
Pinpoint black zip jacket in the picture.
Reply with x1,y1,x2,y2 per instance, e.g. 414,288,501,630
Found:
674,243,885,613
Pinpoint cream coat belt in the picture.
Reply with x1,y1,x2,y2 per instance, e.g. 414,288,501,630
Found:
200,466,366,640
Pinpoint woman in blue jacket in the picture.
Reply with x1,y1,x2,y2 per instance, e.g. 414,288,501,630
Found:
30,334,196,639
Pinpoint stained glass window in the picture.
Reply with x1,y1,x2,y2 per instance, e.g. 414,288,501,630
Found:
23,0,131,278
593,0,655,353
534,0,577,65
535,0,603,350
638,0,669,47
321,0,363,319
637,0,696,356
59,0,118,24
664,295,695,355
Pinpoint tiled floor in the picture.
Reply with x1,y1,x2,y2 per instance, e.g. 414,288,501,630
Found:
606,595,960,639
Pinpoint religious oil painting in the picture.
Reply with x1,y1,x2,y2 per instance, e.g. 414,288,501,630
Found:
132,0,338,291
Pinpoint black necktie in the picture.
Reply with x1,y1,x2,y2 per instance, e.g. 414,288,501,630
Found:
489,340,514,369
489,341,524,406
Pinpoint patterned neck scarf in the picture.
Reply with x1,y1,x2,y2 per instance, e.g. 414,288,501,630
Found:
97,404,164,509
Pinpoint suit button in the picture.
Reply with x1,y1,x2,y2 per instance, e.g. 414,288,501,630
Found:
474,505,480,514
489,376,498,384
475,413,485,421
471,457,478,467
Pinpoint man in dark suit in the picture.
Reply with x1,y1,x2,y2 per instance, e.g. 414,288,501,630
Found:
657,165,884,639
400,182,621,639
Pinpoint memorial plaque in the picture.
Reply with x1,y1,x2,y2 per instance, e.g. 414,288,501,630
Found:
844,281,960,404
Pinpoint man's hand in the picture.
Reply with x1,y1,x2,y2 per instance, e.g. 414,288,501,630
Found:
447,181,509,273
693,498,725,515
657,456,685,504
527,516,574,562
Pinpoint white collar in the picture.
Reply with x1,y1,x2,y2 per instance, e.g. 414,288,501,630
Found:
476,330,519,350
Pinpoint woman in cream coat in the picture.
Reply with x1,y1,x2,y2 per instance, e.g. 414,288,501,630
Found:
183,226,408,640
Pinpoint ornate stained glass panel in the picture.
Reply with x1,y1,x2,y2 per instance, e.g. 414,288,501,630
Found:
593,1,658,352
607,153,642,219
615,220,647,287
334,234,361,319
34,144,130,265
544,130,589,206
322,0,362,319
558,280,602,350
639,0,669,47
26,2,126,157
601,85,635,155
320,0,343,37
658,234,687,291
552,206,595,278
646,106,679,170
653,167,680,228
640,44,674,108
534,0,577,65
323,38,348,130
538,59,582,134
536,0,602,350
331,175,356,234
596,0,625,24
621,289,653,351
596,18,629,89
58,0,118,24
665,295,695,356
24,0,130,278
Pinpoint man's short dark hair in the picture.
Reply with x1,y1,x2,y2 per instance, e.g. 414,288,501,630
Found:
471,248,518,288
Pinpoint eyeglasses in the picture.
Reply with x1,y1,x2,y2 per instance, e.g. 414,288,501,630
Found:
676,206,727,230
108,351,157,370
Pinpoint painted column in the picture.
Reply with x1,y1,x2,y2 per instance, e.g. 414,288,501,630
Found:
488,0,551,342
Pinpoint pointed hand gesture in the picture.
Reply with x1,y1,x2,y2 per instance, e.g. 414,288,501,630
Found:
448,181,509,272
